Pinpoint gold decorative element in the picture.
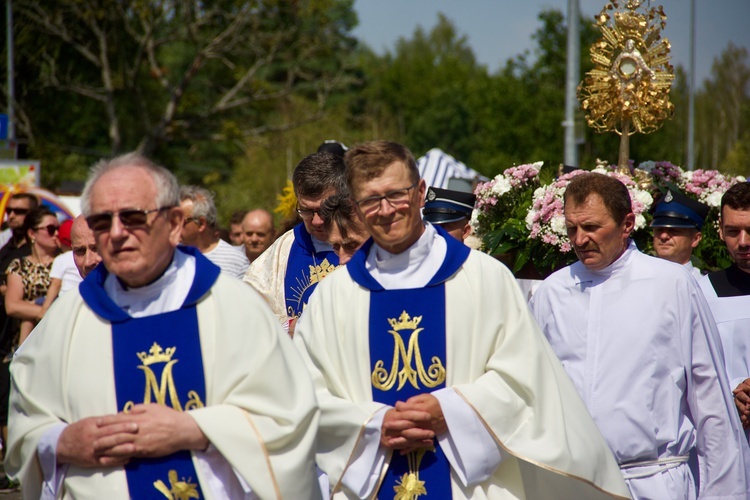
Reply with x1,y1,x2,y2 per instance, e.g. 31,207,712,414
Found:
309,258,337,284
154,469,200,499
578,0,674,167
289,257,339,312
137,342,176,366
123,342,205,412
389,311,422,331
372,311,446,391
183,390,205,411
394,448,432,499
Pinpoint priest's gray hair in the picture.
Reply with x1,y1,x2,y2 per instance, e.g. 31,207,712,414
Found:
179,185,218,229
80,152,180,216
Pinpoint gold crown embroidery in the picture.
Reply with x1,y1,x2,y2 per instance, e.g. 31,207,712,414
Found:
137,342,176,366
389,311,422,331
309,258,337,284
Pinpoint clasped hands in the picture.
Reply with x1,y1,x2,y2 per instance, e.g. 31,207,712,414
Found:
56,403,208,468
733,379,750,429
381,394,447,455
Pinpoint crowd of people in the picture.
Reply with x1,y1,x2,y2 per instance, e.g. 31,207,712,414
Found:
0,139,748,499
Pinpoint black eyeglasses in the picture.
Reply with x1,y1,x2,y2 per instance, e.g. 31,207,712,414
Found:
35,224,59,237
7,207,29,216
85,206,174,232
354,183,418,214
296,207,321,221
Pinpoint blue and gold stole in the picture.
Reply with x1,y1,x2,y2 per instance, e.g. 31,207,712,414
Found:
347,227,470,499
284,223,339,320
80,247,220,499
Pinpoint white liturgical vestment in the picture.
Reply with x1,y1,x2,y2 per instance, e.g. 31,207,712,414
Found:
531,241,750,500
698,270,750,393
7,247,321,499
295,224,630,499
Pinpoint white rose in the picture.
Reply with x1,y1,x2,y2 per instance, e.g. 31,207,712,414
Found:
525,209,537,229
491,176,512,197
634,213,646,230
531,161,544,169
550,214,567,235
633,190,653,210
705,191,723,208
682,171,693,182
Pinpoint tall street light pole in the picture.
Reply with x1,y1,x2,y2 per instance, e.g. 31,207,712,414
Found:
564,0,580,168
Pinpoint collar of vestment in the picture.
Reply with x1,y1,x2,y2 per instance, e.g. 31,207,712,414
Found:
348,224,470,291
80,246,220,323
708,263,750,297
293,222,333,254
575,239,637,283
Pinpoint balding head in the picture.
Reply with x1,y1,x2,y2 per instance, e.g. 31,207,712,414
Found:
70,215,102,278
241,209,276,262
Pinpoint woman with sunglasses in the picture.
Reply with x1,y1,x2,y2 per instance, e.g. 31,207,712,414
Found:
5,206,60,346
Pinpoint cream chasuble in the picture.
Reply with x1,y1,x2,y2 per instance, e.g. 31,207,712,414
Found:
295,227,630,499
8,248,322,499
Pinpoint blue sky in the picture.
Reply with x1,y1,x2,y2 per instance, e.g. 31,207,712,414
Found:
352,0,750,86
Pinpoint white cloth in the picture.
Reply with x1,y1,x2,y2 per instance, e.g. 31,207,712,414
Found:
7,249,322,499
698,274,750,390
49,251,82,294
201,239,249,279
295,228,631,499
530,241,750,499
684,261,703,281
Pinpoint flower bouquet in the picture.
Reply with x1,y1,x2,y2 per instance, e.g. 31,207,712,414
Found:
473,161,745,276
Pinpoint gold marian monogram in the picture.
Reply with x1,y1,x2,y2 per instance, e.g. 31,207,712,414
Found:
154,469,200,499
123,342,205,412
394,448,434,499
371,311,446,391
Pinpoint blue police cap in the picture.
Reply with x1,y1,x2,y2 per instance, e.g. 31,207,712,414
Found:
650,189,709,230
423,187,476,224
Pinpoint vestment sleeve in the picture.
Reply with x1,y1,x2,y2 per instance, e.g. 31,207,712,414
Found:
684,282,750,497
189,275,322,499
243,231,293,325
294,276,392,496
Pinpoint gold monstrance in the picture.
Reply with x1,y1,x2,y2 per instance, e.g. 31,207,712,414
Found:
578,0,675,168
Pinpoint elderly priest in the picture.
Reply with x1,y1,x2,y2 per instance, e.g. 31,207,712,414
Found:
6,153,321,499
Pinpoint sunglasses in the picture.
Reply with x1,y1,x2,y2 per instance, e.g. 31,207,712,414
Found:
7,207,29,216
85,206,173,232
35,224,59,237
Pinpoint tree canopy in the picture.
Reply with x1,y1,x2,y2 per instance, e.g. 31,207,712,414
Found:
3,3,748,224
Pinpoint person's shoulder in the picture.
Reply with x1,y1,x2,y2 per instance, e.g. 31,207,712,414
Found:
632,250,694,281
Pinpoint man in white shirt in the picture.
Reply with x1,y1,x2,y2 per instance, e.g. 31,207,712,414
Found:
294,141,630,499
651,189,709,280
179,185,249,279
7,153,321,499
698,182,750,433
530,172,750,499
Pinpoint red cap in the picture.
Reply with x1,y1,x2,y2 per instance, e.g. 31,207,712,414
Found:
58,218,73,247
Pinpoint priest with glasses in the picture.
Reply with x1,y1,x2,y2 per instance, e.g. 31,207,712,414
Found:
6,153,321,499
294,140,630,499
